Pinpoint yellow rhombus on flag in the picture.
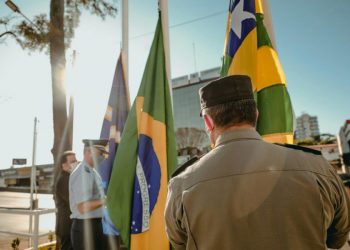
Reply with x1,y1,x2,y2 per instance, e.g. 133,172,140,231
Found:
221,0,294,144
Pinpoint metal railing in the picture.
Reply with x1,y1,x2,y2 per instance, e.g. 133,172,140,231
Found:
0,207,56,249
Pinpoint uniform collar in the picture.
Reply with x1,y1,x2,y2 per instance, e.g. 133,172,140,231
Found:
82,160,93,168
215,128,261,148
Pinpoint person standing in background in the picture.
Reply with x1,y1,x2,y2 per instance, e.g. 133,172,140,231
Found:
54,151,77,250
69,139,108,250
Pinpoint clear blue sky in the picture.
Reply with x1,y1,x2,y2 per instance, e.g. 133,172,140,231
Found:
0,0,349,169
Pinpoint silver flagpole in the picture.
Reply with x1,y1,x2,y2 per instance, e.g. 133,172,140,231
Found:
159,0,173,105
28,117,38,247
121,0,129,87
261,0,277,50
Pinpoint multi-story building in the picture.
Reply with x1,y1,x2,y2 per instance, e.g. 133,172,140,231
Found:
338,120,350,169
295,113,320,140
172,67,221,156
172,67,220,130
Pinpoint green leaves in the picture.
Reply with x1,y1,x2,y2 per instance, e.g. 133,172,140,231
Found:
0,0,117,53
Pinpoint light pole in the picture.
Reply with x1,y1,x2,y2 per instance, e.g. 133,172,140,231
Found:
5,0,41,31
28,117,39,247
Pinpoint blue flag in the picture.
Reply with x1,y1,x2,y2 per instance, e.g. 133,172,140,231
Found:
99,53,130,235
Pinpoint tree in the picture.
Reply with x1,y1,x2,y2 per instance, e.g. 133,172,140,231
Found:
175,127,210,157
296,133,337,146
296,139,316,146
0,0,117,164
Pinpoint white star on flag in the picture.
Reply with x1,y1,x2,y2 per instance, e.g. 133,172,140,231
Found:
231,0,256,39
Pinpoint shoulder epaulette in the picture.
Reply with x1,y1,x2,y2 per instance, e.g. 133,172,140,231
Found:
84,165,91,173
275,143,322,156
171,156,200,178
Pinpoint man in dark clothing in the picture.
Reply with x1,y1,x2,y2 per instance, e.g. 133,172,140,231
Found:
54,151,77,250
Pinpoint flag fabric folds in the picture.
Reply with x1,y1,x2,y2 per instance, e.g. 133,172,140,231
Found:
99,54,130,235
107,15,177,250
221,0,294,144
100,54,130,189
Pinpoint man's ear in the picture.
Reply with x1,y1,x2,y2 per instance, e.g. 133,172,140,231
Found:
61,162,68,171
203,114,214,132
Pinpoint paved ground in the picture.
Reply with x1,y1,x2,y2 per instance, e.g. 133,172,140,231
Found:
0,192,55,250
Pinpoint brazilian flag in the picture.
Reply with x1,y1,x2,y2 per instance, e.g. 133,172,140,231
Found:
221,0,294,143
106,15,177,250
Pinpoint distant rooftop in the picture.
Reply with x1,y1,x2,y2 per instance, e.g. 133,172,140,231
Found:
172,67,220,89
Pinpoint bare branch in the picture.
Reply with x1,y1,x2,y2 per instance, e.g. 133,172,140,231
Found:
0,29,23,47
0,31,16,38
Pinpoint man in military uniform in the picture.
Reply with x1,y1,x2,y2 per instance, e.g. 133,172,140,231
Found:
69,139,108,250
165,75,350,250
54,150,77,250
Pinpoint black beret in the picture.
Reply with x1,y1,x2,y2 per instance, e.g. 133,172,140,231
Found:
82,139,109,154
199,75,254,114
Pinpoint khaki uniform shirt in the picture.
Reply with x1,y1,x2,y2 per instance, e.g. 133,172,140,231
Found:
165,129,350,250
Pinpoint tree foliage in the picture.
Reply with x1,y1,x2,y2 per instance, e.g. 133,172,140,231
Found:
175,127,210,156
296,133,337,146
1,0,117,51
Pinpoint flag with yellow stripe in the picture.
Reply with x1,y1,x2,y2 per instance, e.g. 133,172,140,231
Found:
221,0,294,143
106,14,177,250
